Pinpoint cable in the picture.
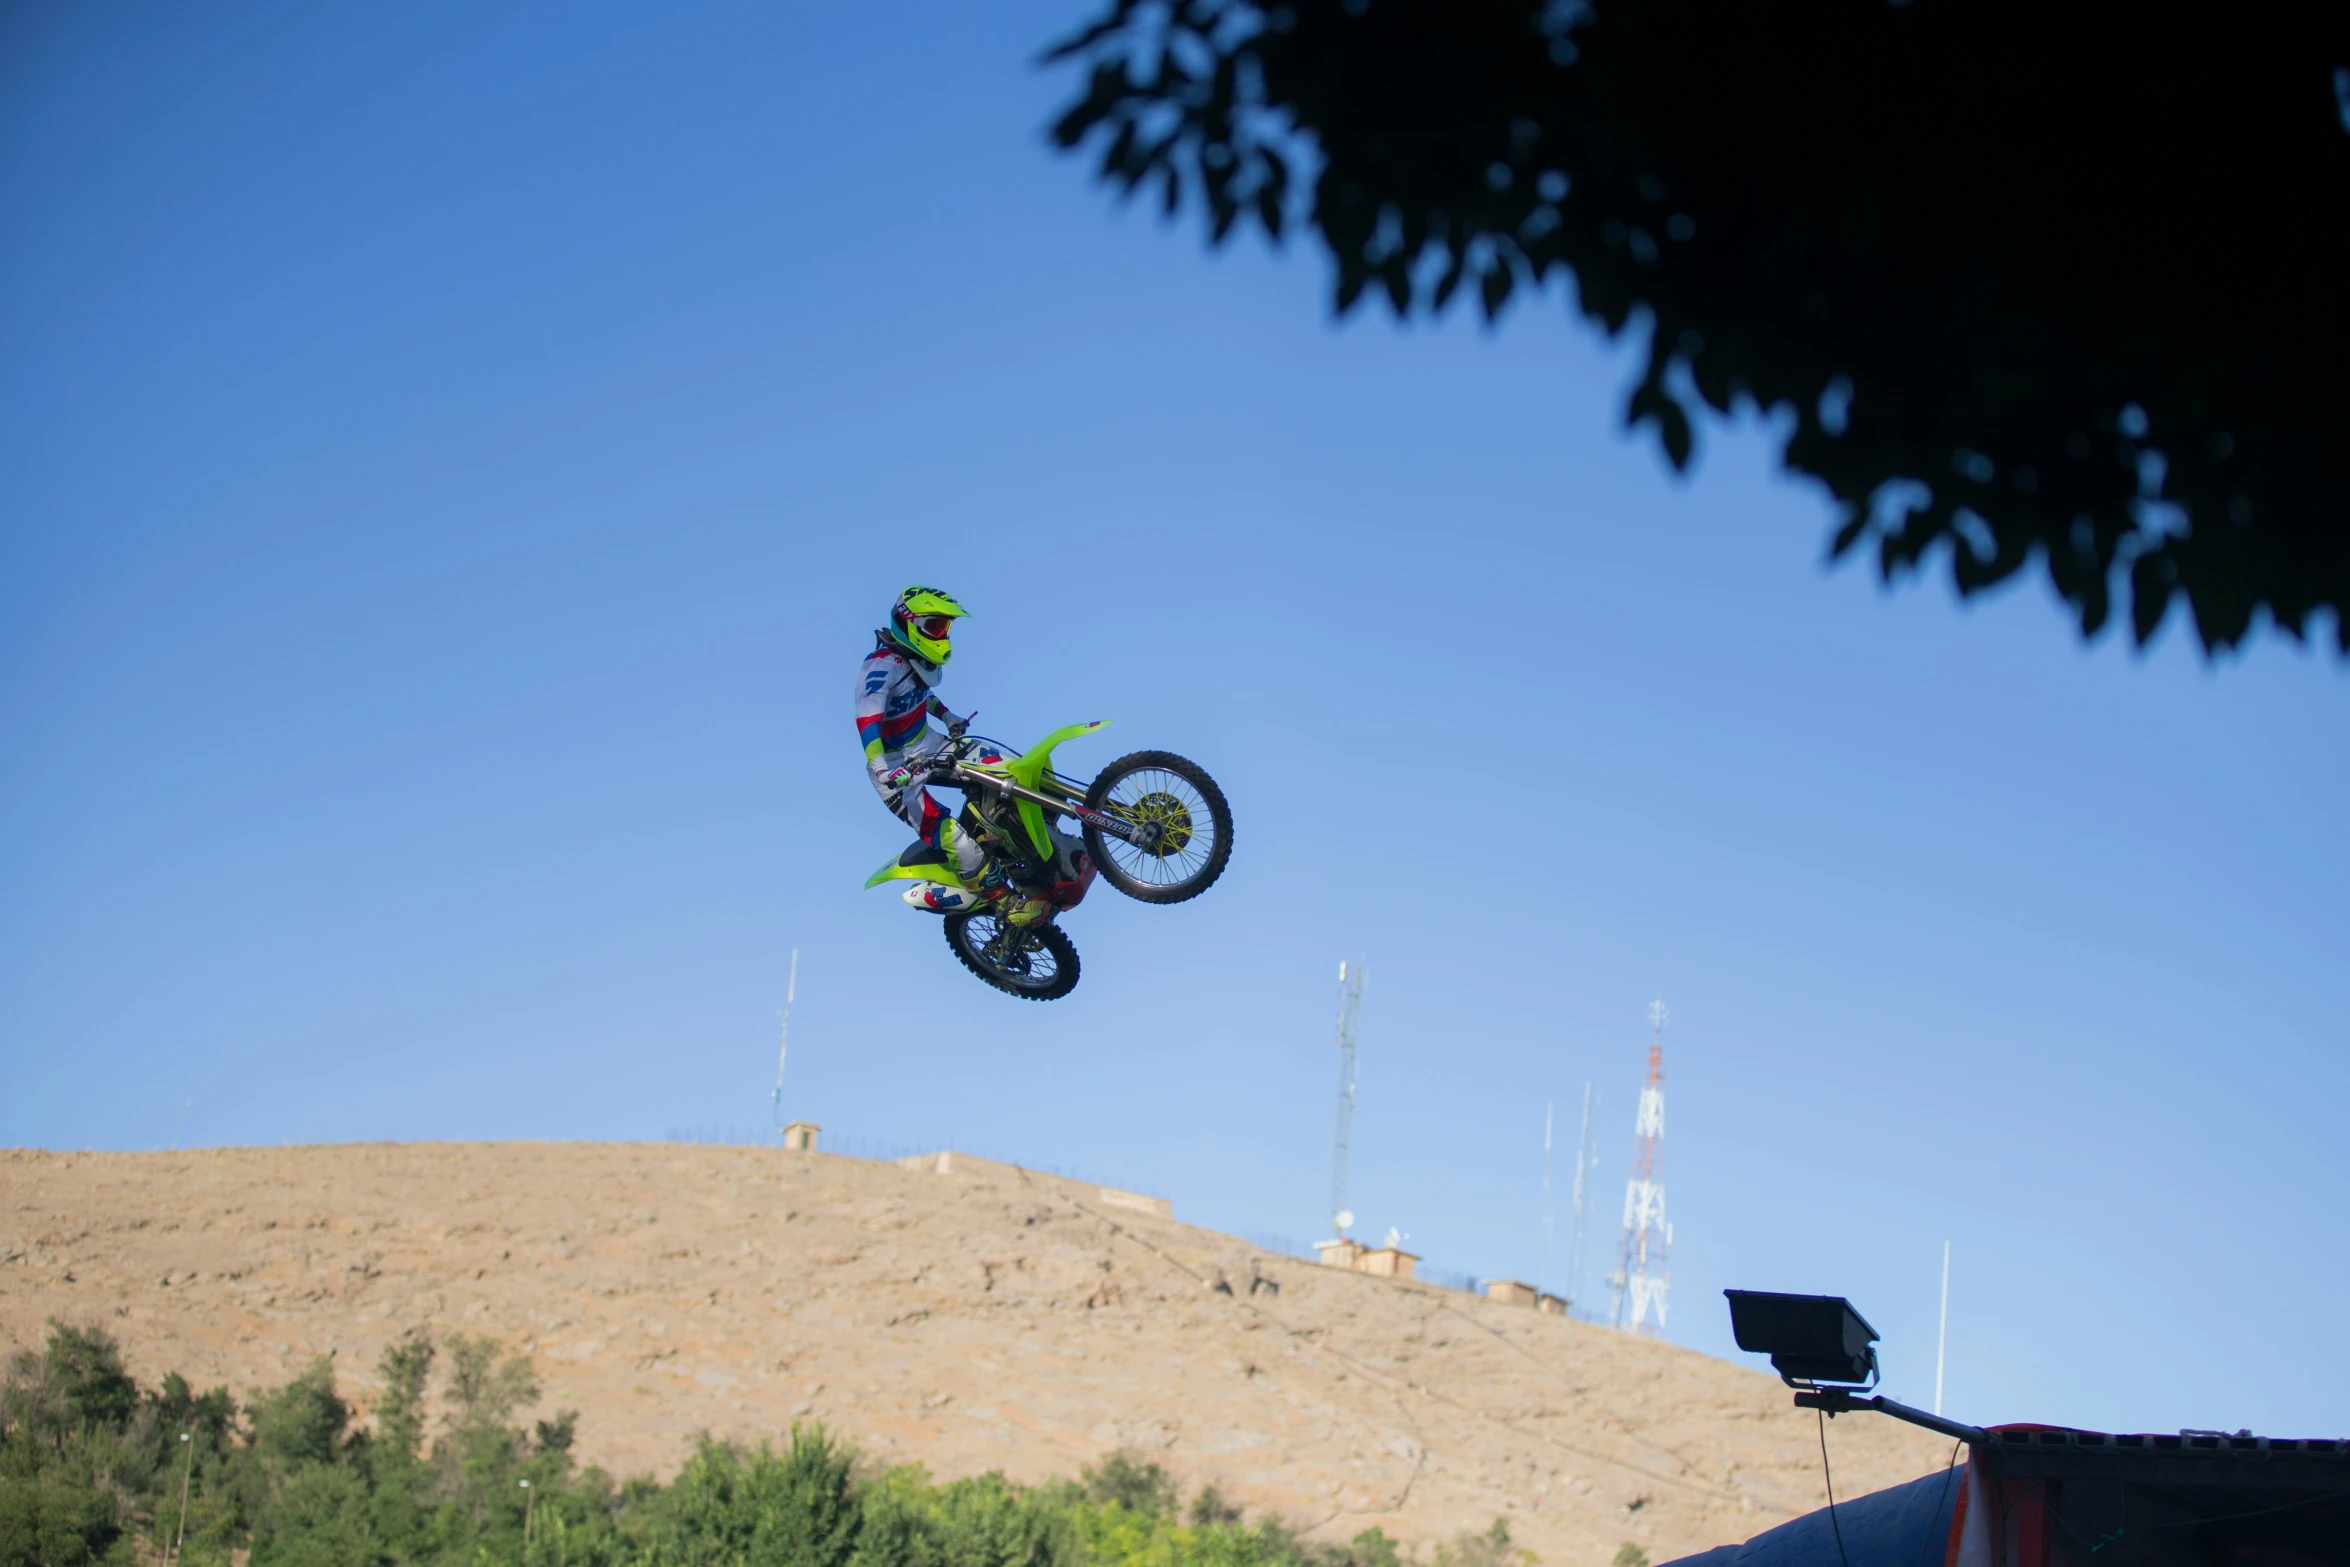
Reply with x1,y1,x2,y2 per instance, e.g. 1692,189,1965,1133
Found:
1818,1408,1854,1567
2046,1484,2350,1556
1916,1441,1962,1567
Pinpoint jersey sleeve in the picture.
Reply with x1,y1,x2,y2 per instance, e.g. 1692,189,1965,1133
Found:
855,659,891,773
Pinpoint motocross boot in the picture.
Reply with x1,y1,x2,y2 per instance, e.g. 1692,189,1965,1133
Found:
1004,892,1056,927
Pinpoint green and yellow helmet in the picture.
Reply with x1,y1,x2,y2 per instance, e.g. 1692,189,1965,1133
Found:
884,585,970,676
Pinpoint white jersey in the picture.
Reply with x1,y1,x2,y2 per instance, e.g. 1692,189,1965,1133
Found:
853,637,961,781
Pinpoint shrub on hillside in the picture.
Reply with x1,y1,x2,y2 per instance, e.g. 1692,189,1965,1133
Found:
0,1325,1545,1567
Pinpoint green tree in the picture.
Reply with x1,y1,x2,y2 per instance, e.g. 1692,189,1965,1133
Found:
1326,1528,1407,1567
0,1468,122,1567
0,1327,141,1567
1079,1450,1179,1517
372,1330,434,1470
153,1371,238,1452
434,1332,542,1535
1047,0,2350,655
659,1426,862,1567
444,1334,540,1433
925,1472,1069,1567
247,1358,349,1470
362,1331,435,1562
247,1463,379,1567
0,1322,138,1455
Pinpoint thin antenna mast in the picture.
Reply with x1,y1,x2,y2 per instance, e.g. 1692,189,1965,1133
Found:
1935,1240,1951,1416
1566,1080,1595,1309
771,948,798,1134
1539,1101,1555,1296
1328,960,1365,1236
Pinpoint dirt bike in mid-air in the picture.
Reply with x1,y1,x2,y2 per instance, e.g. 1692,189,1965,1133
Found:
864,720,1231,1000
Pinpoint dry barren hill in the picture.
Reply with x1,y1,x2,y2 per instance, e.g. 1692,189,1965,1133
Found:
0,1143,1949,1562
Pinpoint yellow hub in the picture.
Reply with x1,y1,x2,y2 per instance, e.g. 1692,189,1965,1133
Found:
1129,790,1193,857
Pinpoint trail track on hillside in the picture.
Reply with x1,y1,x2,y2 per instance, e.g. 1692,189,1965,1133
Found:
1,1144,1950,1562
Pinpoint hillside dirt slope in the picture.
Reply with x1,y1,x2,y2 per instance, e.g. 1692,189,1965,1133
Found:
1,1144,1951,1563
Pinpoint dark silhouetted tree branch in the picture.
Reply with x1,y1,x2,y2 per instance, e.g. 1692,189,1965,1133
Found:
1046,0,2350,653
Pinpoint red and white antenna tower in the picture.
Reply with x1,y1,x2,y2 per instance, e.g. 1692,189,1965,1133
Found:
1608,1000,1672,1336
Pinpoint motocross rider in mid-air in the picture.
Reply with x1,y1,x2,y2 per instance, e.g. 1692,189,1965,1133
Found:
856,586,1009,915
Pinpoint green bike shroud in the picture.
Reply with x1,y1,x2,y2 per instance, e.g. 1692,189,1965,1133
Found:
861,720,1112,891
861,856,971,893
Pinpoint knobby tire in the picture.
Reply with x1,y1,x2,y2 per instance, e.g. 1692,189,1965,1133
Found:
1081,750,1233,904
943,911,1080,1001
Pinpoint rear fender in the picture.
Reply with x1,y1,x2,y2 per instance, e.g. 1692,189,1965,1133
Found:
864,856,970,892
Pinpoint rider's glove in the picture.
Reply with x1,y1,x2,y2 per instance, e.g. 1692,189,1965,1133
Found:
881,749,956,791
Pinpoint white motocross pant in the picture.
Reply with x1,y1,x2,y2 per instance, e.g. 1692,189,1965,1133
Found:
874,773,989,878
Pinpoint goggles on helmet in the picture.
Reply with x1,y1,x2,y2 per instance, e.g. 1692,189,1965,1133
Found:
912,613,955,639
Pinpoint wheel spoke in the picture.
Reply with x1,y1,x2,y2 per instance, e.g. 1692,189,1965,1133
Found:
955,913,1062,991
1098,769,1218,886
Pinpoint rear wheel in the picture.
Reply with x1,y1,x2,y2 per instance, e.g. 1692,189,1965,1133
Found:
1082,750,1233,904
944,911,1081,1001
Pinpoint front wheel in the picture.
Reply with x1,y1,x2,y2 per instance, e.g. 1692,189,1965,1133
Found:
1082,751,1233,904
944,911,1081,1001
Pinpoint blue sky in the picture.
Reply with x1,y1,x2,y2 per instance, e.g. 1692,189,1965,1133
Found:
4,2,2345,1443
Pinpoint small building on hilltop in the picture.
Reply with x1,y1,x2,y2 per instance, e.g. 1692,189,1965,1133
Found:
1314,1237,1366,1270
1314,1236,1419,1282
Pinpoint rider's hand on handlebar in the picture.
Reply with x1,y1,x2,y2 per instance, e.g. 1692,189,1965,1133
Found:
947,710,975,740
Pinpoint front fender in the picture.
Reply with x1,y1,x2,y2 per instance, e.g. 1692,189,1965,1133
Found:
1004,719,1112,790
1004,720,1110,858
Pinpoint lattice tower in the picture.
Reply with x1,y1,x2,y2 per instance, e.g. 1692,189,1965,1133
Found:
1328,960,1365,1236
1608,1000,1671,1335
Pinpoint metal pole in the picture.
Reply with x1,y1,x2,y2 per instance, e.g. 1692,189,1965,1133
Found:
172,1430,194,1563
1794,1389,1987,1446
1934,1239,1951,1417
772,949,797,1133
1539,1101,1554,1296
1567,1081,1593,1309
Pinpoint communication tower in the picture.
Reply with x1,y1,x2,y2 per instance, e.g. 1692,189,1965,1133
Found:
1565,1080,1596,1310
1327,960,1365,1236
771,948,798,1134
1607,1001,1672,1336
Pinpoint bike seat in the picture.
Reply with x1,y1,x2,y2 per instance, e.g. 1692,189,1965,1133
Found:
897,840,949,870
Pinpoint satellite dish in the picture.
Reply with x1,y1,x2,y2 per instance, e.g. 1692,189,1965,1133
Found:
1335,1210,1355,1232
